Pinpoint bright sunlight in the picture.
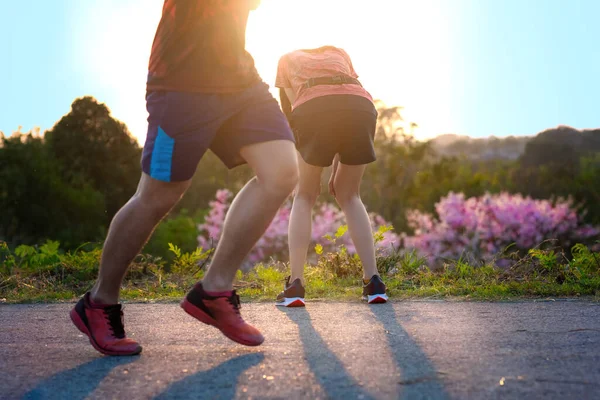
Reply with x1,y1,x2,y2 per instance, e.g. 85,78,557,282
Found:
73,0,456,142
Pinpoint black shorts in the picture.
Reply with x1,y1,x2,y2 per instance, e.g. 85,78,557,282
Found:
291,95,377,167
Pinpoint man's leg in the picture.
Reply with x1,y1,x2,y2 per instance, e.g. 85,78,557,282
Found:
70,173,190,356
201,140,299,292
91,173,191,304
181,139,297,346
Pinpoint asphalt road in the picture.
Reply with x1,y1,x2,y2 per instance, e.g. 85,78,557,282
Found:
1,301,599,399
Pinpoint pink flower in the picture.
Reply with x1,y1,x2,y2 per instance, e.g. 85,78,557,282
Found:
197,190,400,264
403,192,599,264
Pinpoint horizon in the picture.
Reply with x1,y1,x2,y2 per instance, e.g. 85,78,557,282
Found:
2,0,600,143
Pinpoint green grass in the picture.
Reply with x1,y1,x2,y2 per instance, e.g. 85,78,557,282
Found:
2,239,600,304
3,274,600,304
4,269,599,304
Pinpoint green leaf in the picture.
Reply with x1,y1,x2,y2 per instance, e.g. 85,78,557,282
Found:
168,243,181,258
15,245,36,258
40,240,60,256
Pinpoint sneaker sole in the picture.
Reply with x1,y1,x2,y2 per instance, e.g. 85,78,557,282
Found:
180,299,264,347
69,308,142,356
275,297,306,307
364,294,389,304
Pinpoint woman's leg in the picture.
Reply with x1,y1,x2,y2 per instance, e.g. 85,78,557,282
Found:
332,163,378,280
288,155,323,283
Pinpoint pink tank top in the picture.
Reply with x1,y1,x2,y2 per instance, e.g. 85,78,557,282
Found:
275,46,374,110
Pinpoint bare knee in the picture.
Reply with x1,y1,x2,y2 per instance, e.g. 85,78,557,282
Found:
260,160,299,198
335,188,361,210
296,184,320,206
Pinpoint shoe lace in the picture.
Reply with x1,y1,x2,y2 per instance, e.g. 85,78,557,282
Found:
227,291,242,314
104,305,126,339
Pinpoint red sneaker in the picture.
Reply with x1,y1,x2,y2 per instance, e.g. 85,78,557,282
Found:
181,282,264,346
70,292,142,356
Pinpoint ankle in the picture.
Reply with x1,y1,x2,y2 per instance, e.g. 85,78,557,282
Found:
90,290,119,305
201,276,233,293
289,275,304,285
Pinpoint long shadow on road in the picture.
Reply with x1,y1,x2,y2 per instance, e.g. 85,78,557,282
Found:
154,352,264,400
22,356,138,400
281,307,376,400
369,303,449,400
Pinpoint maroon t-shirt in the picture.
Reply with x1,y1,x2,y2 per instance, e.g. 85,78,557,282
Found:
147,0,261,93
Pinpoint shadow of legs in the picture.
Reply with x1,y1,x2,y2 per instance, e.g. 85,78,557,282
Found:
23,356,138,400
154,353,265,400
281,308,376,400
369,303,449,400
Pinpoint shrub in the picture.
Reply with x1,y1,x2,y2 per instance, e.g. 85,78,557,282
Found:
197,190,400,267
404,192,600,265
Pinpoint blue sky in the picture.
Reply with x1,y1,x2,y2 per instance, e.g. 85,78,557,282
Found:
1,0,599,142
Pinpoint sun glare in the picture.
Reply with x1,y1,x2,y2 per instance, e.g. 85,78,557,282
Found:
75,0,456,142
247,0,457,140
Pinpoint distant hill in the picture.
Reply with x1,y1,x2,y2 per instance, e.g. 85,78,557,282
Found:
427,134,531,160
520,125,600,167
427,126,600,162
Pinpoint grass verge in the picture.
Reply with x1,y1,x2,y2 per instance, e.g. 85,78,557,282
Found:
2,241,599,304
2,264,600,304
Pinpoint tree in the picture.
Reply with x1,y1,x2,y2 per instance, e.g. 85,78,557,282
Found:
44,97,142,221
0,131,105,247
361,103,433,231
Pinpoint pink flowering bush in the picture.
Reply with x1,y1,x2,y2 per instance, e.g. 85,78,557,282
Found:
403,192,600,264
197,190,399,267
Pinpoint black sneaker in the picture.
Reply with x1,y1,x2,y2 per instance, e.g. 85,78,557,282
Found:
275,276,305,307
362,275,388,304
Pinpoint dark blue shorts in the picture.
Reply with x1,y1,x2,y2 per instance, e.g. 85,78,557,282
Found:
141,82,294,182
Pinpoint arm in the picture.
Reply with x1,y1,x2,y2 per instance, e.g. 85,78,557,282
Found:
284,87,297,104
276,55,296,123
279,88,293,125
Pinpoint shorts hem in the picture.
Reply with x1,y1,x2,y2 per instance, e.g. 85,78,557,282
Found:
339,156,377,166
141,169,195,183
299,154,333,168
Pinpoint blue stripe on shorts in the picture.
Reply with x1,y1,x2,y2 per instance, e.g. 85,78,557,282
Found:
150,126,174,182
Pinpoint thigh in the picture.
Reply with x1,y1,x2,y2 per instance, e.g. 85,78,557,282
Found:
136,172,192,204
239,140,298,185
210,82,295,169
333,163,367,197
295,153,323,197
